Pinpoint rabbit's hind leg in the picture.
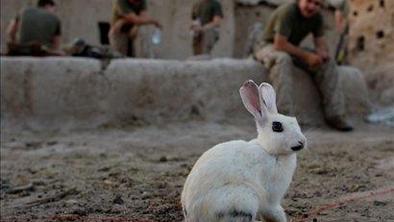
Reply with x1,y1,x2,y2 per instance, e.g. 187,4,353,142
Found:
213,185,260,222
185,185,259,222
259,205,287,222
215,209,255,222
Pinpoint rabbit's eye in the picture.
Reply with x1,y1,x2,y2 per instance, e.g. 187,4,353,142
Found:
272,121,283,132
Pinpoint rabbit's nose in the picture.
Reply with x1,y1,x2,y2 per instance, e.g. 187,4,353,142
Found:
291,141,304,151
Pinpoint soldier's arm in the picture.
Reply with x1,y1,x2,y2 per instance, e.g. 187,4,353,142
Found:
203,2,223,30
115,0,156,27
138,10,162,28
52,35,61,51
272,10,322,67
47,35,64,56
6,18,19,43
49,20,63,54
314,36,329,62
202,15,222,30
273,34,321,66
122,10,161,28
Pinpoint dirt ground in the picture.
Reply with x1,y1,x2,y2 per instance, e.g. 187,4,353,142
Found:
1,120,394,222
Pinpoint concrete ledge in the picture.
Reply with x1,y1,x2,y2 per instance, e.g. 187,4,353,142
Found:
105,59,266,127
340,66,373,115
1,57,370,130
289,65,372,126
1,57,107,129
1,57,265,130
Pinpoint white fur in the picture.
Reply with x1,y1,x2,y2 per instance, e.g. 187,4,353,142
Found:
181,80,307,222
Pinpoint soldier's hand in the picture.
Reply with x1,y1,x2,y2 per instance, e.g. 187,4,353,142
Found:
317,50,329,63
153,20,163,29
191,24,203,33
305,52,323,69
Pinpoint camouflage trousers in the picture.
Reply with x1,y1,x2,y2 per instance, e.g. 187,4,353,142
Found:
192,28,219,55
255,44,345,118
109,27,138,57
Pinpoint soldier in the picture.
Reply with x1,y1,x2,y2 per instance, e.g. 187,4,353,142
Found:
254,0,353,131
6,0,62,55
191,0,223,55
109,0,162,57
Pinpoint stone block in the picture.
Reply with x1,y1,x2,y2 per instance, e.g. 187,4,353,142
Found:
104,58,266,125
1,57,106,129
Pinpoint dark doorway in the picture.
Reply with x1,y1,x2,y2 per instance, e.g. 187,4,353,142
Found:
98,22,110,45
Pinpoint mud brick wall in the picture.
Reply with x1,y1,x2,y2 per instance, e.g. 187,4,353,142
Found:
347,0,394,106
348,0,394,70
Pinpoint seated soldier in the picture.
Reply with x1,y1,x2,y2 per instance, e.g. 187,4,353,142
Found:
191,0,223,55
6,0,62,56
109,0,162,57
254,0,353,131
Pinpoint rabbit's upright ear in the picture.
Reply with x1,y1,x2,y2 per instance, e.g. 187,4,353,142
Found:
259,82,278,114
240,80,265,121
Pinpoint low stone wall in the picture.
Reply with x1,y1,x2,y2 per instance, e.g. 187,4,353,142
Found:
0,57,371,130
1,57,105,129
1,57,265,130
104,59,266,126
365,64,394,106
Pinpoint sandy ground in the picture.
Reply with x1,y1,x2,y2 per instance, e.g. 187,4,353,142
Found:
1,120,394,222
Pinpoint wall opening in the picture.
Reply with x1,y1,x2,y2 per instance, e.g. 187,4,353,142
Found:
376,30,385,39
98,22,110,45
379,0,385,8
356,36,365,51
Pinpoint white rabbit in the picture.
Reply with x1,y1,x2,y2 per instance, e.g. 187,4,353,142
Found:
181,80,307,222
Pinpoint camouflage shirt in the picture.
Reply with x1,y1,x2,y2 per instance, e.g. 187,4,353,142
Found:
263,2,324,46
192,0,223,25
18,7,61,48
112,0,147,32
